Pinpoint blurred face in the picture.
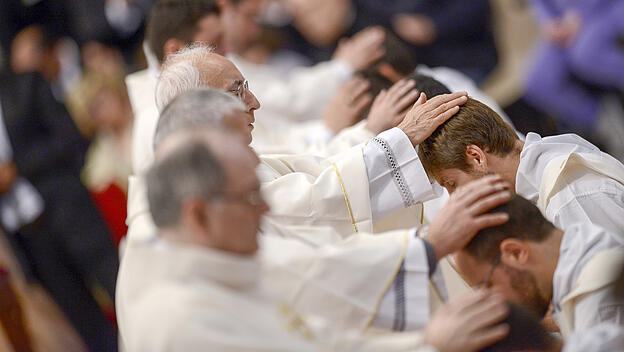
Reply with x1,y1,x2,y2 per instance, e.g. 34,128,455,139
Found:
199,54,261,125
221,0,263,52
89,88,131,132
206,140,269,255
455,251,551,318
223,110,254,145
193,14,226,55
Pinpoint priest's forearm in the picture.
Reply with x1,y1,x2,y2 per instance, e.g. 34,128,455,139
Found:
364,128,440,223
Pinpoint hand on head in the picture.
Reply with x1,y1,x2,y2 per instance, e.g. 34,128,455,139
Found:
333,26,386,71
424,175,511,260
424,289,509,352
365,78,420,135
323,76,373,134
397,91,468,146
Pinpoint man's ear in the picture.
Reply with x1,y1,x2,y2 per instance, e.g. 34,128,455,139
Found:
180,198,211,230
465,144,488,172
162,38,187,59
500,238,529,268
376,63,403,83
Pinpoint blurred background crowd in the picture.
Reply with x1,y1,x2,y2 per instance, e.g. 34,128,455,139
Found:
0,0,622,351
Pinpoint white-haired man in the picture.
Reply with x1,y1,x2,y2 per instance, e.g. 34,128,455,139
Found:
128,0,389,177
126,46,468,247
119,88,483,339
119,122,513,351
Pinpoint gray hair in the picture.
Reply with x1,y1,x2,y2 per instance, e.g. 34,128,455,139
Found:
153,88,245,149
146,137,225,228
155,44,216,111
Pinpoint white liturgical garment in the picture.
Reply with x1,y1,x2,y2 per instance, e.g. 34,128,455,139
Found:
119,235,442,351
551,223,624,338
126,127,438,247
563,323,624,352
516,132,624,238
229,55,352,123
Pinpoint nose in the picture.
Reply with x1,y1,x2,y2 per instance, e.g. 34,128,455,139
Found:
245,90,261,112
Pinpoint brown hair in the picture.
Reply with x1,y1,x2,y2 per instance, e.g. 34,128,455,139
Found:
146,0,220,63
418,98,519,175
464,195,555,264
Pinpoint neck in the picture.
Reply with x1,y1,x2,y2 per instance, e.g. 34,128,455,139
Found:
490,140,524,190
534,228,564,300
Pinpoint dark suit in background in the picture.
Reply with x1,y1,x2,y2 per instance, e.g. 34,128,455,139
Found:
0,71,119,352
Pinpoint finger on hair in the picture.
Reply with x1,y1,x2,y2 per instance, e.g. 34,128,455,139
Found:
465,297,508,329
373,89,388,104
470,324,510,352
469,191,512,215
352,93,373,113
352,79,371,98
432,95,468,117
391,80,416,99
387,79,411,95
473,213,510,231
411,92,427,108
456,175,504,196
371,47,386,61
456,178,506,205
395,89,420,112
432,105,459,126
429,91,468,108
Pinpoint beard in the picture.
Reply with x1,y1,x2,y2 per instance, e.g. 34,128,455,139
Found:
502,264,550,318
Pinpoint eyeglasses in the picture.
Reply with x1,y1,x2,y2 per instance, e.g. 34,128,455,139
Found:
216,189,265,207
228,80,249,102
479,253,501,289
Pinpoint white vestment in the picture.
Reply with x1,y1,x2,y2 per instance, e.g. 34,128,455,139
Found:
551,223,624,338
563,323,624,352
516,132,624,237
229,55,352,122
120,127,451,333
119,235,443,351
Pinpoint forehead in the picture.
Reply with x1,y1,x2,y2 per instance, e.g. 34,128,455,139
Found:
198,55,244,89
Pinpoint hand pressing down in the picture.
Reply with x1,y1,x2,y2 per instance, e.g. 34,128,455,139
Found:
423,175,511,260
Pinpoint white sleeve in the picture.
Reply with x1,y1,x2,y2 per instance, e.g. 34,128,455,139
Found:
363,128,441,223
372,229,431,331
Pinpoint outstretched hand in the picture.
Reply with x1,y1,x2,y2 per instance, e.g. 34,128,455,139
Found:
397,91,468,146
332,27,386,71
365,79,420,134
323,76,373,133
424,175,511,260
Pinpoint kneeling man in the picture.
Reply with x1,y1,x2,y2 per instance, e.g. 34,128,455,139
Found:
455,195,624,338
418,98,624,237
